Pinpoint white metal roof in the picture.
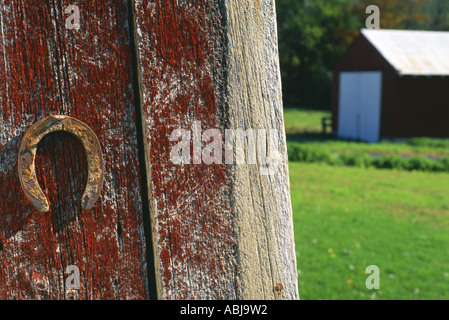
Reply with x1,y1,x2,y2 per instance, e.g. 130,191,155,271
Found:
361,29,449,76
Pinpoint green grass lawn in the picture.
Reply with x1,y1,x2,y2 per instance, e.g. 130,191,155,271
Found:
285,107,449,299
283,108,331,134
290,162,449,300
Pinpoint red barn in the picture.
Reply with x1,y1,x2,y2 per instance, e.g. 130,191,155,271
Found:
332,29,449,143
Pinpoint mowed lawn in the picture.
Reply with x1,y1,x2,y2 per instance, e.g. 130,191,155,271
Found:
285,108,449,299
284,108,331,134
290,162,449,300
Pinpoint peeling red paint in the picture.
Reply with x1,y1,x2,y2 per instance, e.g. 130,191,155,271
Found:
0,0,243,300
0,0,149,299
133,0,237,299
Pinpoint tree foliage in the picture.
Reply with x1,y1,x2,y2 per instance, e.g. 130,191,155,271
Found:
276,0,357,108
276,0,449,109
349,0,428,30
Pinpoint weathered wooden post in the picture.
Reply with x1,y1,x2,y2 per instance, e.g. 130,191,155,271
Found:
0,0,298,300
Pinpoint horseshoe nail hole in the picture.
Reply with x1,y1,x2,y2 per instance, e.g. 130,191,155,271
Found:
35,282,48,292
275,283,283,296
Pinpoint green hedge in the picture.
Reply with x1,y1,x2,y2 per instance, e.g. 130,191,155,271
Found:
407,137,449,149
287,143,449,173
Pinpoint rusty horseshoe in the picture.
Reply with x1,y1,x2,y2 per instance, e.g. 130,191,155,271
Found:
18,115,105,213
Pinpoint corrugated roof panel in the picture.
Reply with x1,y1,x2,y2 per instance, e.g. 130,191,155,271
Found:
361,29,449,76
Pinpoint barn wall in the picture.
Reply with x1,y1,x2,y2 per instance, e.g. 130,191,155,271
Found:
393,76,449,138
0,0,150,300
378,69,398,138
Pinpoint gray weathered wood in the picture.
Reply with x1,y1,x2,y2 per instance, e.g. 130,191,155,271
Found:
224,0,299,300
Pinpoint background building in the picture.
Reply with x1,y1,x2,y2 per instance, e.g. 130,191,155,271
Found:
332,29,449,142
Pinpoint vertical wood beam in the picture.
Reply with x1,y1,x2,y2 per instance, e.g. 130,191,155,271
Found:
132,0,298,299
223,0,299,300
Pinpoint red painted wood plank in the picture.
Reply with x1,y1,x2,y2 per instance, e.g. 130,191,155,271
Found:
132,0,238,299
0,0,149,299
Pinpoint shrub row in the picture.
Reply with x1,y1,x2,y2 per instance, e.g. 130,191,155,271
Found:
287,143,449,173
407,137,449,149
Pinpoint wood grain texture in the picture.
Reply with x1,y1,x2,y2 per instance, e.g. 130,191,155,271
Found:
132,0,298,299
223,0,299,300
0,0,297,300
132,0,237,300
0,0,149,299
